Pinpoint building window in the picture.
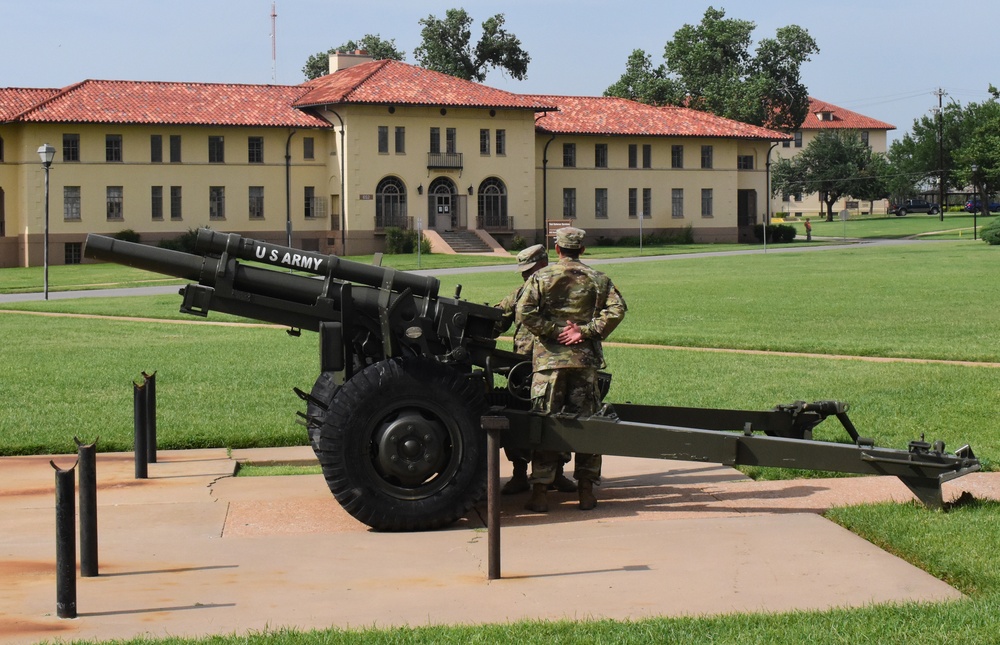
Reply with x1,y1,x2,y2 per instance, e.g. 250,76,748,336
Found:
701,145,713,169
209,186,225,220
794,132,803,148
375,176,407,229
563,143,576,168
793,192,802,203
563,187,576,218
595,144,608,168
303,186,326,219
782,138,791,148
480,129,490,155
446,128,457,154
395,127,405,154
595,188,608,219
861,131,870,147
0,135,4,162
248,136,264,163
169,135,181,162
628,187,638,218
628,144,638,169
63,134,80,162
671,188,684,218
495,129,506,155
377,126,389,154
106,186,123,220
106,135,122,162
65,243,82,265
671,145,683,169
303,137,315,159
701,188,713,217
64,187,81,221
642,144,652,169
737,155,754,170
170,186,182,220
150,135,162,163
642,188,652,218
208,136,225,163
151,186,163,220
430,127,441,154
249,186,264,219
477,177,508,228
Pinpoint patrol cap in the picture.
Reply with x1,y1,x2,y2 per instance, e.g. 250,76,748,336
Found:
554,226,586,249
516,244,547,270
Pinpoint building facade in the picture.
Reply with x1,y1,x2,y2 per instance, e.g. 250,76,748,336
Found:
2,53,822,268
770,98,895,219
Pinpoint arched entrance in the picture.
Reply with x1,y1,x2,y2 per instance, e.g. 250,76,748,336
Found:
428,177,457,232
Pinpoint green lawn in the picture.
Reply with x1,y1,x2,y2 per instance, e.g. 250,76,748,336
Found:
3,239,999,643
787,212,996,240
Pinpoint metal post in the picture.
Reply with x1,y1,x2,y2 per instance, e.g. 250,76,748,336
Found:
133,381,148,479
481,415,508,580
52,460,77,618
75,438,99,577
43,162,51,300
142,371,157,464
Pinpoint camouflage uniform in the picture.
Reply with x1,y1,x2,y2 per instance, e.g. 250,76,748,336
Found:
516,234,626,486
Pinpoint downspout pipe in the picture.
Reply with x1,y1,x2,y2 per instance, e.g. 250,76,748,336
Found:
541,128,556,249
285,129,296,248
328,108,347,255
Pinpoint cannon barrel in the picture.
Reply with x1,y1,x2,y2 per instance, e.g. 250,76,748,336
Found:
195,229,440,299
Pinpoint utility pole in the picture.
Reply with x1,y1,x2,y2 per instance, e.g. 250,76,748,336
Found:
933,87,946,222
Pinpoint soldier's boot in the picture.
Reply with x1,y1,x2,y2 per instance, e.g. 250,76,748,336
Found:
549,464,577,493
501,460,530,495
524,484,549,513
578,479,597,511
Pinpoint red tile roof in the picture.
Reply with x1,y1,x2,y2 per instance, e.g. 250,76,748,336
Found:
800,98,895,131
294,59,557,111
4,80,329,128
527,95,790,140
0,87,61,121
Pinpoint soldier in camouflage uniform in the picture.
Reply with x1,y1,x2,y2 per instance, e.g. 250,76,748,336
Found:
493,244,577,495
516,227,627,512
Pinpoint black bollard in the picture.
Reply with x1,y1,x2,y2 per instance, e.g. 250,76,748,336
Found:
142,371,157,464
133,381,148,479
481,415,508,580
51,460,77,619
75,437,99,577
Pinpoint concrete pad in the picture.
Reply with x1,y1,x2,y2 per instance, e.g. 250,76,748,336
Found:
0,448,996,644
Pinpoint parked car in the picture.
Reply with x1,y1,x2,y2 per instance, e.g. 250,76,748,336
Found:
890,199,940,216
964,199,1000,213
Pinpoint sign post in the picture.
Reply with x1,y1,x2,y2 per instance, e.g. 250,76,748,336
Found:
546,219,571,250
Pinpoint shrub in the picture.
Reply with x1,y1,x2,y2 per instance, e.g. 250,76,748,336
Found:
384,227,430,254
754,223,797,243
113,229,141,243
157,228,200,253
508,235,527,252
981,218,1000,245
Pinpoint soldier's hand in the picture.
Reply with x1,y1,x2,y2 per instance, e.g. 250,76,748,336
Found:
558,321,584,345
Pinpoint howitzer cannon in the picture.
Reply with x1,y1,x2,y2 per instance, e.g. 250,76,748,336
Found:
84,230,981,531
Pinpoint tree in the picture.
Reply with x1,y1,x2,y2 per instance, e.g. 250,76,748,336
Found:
413,9,529,82
604,49,683,105
771,130,877,221
954,98,1000,218
606,7,818,130
302,35,406,81
887,101,964,204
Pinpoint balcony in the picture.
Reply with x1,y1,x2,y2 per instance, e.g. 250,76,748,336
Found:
427,152,463,170
476,214,512,232
375,214,413,232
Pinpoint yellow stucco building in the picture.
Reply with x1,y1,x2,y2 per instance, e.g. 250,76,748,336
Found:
1,52,812,268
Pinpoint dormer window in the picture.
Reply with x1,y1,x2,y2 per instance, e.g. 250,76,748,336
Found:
816,111,833,121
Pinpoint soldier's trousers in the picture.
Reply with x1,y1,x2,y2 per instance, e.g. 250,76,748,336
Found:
528,367,602,485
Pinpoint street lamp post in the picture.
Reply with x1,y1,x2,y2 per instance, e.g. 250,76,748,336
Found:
37,144,56,300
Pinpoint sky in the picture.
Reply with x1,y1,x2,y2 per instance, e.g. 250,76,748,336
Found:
5,0,998,144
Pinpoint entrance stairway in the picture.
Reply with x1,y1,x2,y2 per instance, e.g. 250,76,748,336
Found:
436,230,494,253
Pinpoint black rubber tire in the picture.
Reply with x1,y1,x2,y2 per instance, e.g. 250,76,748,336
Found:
314,357,487,531
306,371,340,453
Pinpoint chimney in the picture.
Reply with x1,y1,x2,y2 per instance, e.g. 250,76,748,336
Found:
329,50,374,74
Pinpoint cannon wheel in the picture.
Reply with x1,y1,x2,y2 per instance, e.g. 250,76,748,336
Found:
314,357,487,531
305,371,339,452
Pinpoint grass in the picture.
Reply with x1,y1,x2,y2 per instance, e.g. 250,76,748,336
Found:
3,239,1000,643
786,212,997,240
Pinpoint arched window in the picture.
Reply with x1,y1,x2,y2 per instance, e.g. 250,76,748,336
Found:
375,176,407,229
477,177,507,229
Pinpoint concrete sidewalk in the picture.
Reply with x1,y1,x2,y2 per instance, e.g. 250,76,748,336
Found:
2,447,997,644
